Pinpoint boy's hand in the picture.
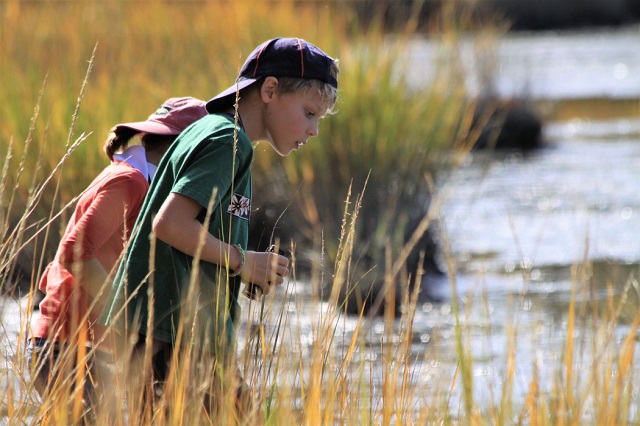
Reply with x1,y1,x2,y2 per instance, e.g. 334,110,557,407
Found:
241,250,290,296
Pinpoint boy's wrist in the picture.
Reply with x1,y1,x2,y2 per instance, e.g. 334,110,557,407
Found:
228,244,245,277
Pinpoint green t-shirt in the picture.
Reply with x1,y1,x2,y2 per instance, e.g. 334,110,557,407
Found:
103,113,253,354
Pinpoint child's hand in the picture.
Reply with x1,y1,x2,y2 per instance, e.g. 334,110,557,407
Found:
241,250,290,296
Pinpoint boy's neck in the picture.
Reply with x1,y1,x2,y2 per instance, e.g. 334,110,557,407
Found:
224,107,245,132
228,98,262,144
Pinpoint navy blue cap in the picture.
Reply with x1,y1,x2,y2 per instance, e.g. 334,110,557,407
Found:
206,38,338,113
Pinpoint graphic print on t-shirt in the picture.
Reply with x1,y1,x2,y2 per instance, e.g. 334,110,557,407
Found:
228,193,251,221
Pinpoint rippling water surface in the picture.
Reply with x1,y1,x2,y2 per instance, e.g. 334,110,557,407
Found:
402,25,639,415
427,115,640,413
406,24,640,100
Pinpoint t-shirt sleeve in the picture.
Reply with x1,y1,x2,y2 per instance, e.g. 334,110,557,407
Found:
59,169,148,263
172,136,251,210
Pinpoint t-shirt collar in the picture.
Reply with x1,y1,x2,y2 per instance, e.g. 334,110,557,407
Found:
113,145,156,182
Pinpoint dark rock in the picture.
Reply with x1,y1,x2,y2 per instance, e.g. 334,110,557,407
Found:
404,218,444,280
1,249,48,310
1,250,35,298
338,215,446,317
472,98,544,152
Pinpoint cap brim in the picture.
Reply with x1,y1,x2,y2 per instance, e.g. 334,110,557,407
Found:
116,120,181,135
205,78,257,113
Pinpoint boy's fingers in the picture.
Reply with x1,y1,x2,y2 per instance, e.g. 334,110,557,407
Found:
277,266,289,280
243,251,290,299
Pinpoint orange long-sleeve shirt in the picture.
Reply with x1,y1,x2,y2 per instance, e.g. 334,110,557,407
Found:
32,161,148,343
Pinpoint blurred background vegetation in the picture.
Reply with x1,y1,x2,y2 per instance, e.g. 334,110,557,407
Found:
1,0,496,307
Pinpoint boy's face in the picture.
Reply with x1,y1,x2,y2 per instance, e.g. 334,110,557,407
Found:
263,87,328,157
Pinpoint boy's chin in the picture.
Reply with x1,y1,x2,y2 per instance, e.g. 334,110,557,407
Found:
271,143,294,157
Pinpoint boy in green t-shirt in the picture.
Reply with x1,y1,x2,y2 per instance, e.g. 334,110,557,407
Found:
102,38,339,417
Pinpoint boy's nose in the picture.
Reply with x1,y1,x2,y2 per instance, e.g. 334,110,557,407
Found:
307,123,319,137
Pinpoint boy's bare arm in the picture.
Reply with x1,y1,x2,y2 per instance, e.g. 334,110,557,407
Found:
152,192,289,294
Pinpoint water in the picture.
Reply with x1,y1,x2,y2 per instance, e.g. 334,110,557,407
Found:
427,118,640,415
474,26,640,100
403,24,640,417
405,24,640,100
307,25,640,417
440,120,640,273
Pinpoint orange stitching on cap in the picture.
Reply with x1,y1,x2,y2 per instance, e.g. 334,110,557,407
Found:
253,43,269,77
296,38,304,77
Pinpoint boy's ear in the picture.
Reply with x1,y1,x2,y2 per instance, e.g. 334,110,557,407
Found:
260,77,279,103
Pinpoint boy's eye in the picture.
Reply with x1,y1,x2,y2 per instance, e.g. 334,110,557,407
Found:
306,110,315,118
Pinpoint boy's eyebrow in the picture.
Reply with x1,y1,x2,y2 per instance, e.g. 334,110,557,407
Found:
306,98,326,115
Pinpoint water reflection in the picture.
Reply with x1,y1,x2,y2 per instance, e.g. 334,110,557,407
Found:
439,120,640,272
425,110,640,414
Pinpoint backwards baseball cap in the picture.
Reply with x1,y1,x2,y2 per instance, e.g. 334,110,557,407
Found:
206,37,338,113
117,97,208,135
